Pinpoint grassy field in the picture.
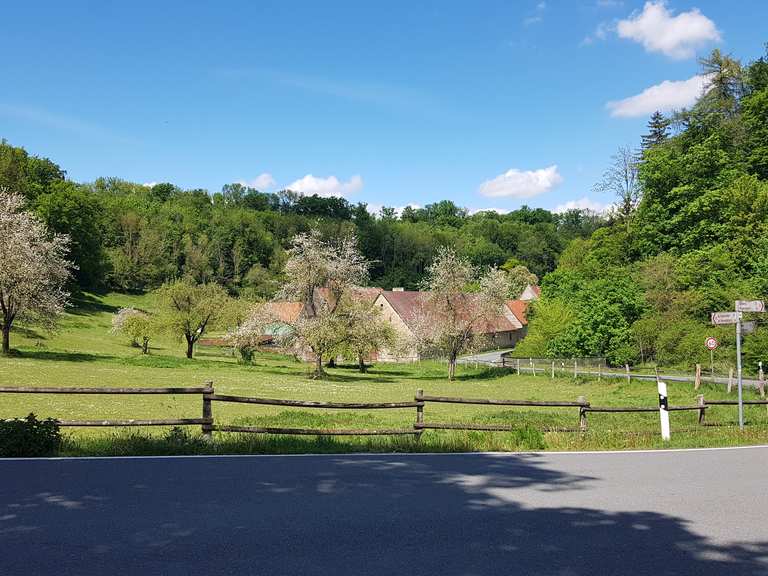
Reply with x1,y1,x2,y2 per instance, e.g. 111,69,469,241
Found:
1,292,767,455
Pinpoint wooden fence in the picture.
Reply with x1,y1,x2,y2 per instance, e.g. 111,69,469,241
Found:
1,383,766,437
496,357,767,392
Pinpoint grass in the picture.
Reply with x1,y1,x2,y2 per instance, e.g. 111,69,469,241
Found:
2,292,768,456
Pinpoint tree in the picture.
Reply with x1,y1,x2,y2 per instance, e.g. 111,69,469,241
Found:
0,190,72,354
35,181,106,289
699,49,744,117
641,111,670,149
273,230,369,377
335,298,398,373
413,247,508,380
111,307,153,354
501,261,538,299
154,279,232,358
593,145,640,224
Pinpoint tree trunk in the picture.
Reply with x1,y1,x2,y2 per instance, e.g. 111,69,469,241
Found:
327,357,336,368
313,354,325,379
448,353,457,380
358,354,367,373
186,337,194,359
142,337,150,355
1,325,9,355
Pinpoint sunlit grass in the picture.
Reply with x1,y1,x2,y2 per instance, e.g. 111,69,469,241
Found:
2,292,767,455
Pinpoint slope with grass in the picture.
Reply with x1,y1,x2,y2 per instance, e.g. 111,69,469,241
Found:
1,293,767,455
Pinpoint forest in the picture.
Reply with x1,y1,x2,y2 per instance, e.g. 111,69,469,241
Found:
2,45,767,369
516,47,768,369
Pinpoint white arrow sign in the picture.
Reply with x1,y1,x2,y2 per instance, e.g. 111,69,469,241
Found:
711,311,742,325
736,300,765,313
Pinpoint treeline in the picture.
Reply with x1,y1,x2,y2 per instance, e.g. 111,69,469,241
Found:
0,142,604,296
517,47,768,369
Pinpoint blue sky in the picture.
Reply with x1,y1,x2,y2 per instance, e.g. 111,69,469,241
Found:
1,1,766,214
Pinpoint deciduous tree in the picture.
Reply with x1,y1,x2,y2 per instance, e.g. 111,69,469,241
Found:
0,190,72,354
154,279,232,358
413,247,508,380
111,307,153,354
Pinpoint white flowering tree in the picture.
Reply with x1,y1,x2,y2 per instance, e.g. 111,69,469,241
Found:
252,230,369,377
413,247,508,380
0,189,72,354
111,307,154,354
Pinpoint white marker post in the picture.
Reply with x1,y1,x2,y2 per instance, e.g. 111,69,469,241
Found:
657,380,670,441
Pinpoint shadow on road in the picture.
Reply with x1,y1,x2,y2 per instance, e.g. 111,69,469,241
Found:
1,453,767,575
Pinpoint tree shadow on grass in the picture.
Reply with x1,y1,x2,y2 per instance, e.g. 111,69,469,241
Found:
2,452,767,575
10,350,116,363
67,293,120,316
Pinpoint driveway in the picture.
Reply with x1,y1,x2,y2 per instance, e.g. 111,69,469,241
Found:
2,448,768,575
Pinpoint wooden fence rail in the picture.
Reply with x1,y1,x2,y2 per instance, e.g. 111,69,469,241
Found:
1,384,765,438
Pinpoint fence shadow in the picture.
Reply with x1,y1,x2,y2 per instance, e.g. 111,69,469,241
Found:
1,453,766,575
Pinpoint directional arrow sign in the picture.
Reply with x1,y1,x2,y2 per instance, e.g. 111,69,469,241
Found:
711,311,741,325
736,300,765,313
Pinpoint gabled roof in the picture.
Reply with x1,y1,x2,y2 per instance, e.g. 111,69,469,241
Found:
378,290,423,326
263,301,304,325
379,290,521,334
506,299,530,326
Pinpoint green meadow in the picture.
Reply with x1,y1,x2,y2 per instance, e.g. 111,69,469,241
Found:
1,293,767,455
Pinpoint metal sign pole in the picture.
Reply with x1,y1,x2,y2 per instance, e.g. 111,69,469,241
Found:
736,316,744,430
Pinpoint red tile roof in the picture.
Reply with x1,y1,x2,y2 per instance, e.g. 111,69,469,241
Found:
380,290,520,334
506,299,530,326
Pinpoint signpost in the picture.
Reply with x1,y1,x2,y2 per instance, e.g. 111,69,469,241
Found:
705,336,718,381
712,301,765,431
736,300,765,313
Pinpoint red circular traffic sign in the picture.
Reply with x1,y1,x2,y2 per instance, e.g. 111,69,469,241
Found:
705,337,719,350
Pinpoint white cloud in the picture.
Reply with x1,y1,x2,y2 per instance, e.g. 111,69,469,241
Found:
286,174,364,198
554,197,611,214
142,182,158,188
607,74,710,117
478,165,563,199
617,1,720,59
240,172,276,190
581,21,612,45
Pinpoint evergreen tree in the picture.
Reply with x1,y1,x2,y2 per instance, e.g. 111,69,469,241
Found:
641,111,670,149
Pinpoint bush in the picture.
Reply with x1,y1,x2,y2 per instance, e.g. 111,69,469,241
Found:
0,413,61,457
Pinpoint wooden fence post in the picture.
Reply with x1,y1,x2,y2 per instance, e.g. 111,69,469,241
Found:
415,389,424,440
598,362,602,382
551,361,555,379
625,364,631,384
501,356,506,368
530,358,535,376
574,360,578,379
202,380,214,439
694,364,701,390
758,362,765,399
516,358,520,376
696,394,706,425
728,368,734,394
577,395,587,432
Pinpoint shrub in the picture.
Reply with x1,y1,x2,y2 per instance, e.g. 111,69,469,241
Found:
0,413,61,457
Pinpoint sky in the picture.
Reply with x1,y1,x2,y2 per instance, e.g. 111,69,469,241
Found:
1,1,767,215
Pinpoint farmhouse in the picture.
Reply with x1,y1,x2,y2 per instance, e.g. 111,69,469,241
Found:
373,288,534,362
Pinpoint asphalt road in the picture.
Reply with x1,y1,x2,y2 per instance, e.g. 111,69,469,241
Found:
2,448,768,575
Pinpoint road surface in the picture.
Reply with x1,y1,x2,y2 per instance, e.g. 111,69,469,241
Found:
2,448,768,575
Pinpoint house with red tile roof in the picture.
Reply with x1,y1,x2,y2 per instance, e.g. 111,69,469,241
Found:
373,289,530,362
